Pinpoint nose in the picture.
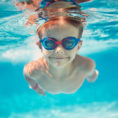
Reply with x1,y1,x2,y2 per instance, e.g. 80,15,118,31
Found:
55,45,64,55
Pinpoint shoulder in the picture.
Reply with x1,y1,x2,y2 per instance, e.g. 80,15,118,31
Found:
76,55,96,73
23,57,46,79
82,56,96,75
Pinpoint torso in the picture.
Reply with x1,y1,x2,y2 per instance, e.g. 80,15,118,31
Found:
26,55,89,94
34,66,86,94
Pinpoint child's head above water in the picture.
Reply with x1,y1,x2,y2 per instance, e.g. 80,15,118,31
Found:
36,16,84,68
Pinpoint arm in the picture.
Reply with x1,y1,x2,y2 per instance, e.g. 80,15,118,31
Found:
85,59,99,83
86,69,99,83
23,72,46,96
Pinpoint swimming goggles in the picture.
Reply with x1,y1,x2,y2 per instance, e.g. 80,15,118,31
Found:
40,36,80,50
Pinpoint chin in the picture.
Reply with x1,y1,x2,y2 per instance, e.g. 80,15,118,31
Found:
48,57,71,67
52,62,68,68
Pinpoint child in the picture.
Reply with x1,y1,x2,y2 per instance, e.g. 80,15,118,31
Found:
23,16,99,96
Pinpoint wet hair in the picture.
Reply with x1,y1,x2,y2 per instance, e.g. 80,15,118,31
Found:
36,16,84,40
14,0,89,40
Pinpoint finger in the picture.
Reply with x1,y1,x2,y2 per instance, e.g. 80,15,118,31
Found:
40,92,46,96
38,90,46,96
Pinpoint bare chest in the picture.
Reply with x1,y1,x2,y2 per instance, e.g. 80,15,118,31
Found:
35,69,86,94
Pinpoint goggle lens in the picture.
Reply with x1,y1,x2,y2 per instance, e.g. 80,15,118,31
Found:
45,39,55,48
63,38,76,49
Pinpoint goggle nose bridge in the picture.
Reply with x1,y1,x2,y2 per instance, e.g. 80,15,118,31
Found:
55,41,62,45
55,38,70,45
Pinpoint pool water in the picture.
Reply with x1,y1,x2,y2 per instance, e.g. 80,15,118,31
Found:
0,0,118,118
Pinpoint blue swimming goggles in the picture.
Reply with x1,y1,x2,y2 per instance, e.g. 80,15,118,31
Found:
40,36,80,50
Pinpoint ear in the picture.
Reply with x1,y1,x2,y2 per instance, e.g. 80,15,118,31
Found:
36,41,39,45
77,40,83,50
36,41,42,49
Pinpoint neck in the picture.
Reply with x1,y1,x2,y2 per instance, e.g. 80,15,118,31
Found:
48,58,75,80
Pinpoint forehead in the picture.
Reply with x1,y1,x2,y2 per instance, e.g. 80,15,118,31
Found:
42,23,79,39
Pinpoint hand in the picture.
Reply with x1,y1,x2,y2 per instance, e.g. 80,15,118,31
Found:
36,88,46,96
29,84,46,96
24,73,46,96
87,70,99,82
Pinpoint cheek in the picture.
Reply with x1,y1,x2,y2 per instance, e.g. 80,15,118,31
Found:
74,46,79,54
69,48,78,56
42,48,53,57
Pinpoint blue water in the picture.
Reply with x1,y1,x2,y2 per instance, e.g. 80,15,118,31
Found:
0,0,118,118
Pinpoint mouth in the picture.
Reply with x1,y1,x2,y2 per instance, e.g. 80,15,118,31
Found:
55,58,66,59
49,57,69,59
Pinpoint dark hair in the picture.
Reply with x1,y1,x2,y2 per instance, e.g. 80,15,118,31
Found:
36,16,84,40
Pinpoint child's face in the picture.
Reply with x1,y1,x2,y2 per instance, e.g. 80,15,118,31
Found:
39,23,82,68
